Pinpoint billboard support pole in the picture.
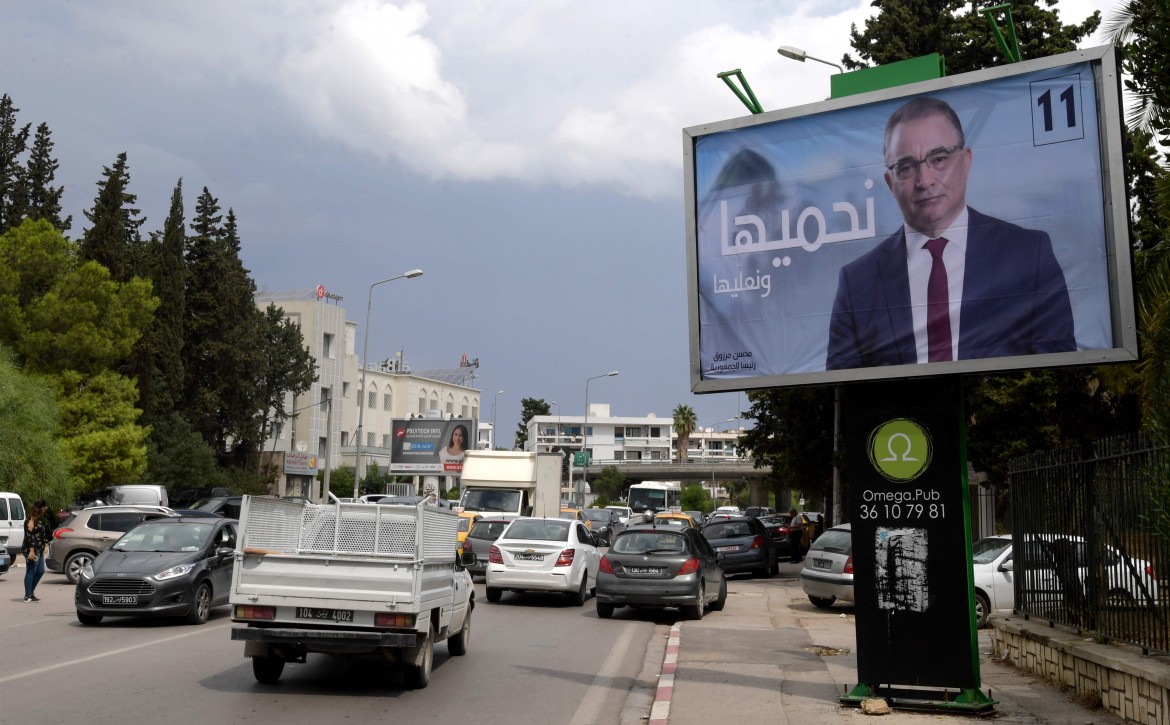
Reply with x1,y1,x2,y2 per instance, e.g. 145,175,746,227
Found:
716,69,764,115
982,4,1022,63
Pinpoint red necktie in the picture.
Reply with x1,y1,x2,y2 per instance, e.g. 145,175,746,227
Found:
924,237,952,362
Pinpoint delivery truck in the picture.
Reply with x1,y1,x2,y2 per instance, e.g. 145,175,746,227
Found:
458,450,562,519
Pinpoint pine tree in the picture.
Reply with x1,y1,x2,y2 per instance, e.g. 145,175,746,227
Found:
0,94,31,234
80,152,146,283
23,122,69,232
145,179,188,419
844,0,1100,74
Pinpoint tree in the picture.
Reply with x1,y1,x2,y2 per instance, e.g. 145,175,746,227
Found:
144,412,222,491
0,94,30,235
0,348,70,508
515,397,551,450
136,179,188,421
844,1,1100,75
681,483,713,513
739,387,836,506
22,122,68,232
673,404,697,462
251,303,318,471
591,465,626,500
79,152,146,283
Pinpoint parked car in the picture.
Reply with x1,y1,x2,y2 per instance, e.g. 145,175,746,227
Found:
605,505,636,526
1,491,26,568
171,487,231,509
75,516,238,625
757,514,793,556
596,525,726,620
701,515,778,577
485,517,601,605
48,505,177,583
171,509,226,518
457,511,482,547
684,510,706,527
800,523,854,608
463,517,512,577
971,534,1160,627
653,512,699,530
583,508,623,545
101,484,169,508
800,512,826,542
744,506,776,518
192,496,243,519
560,507,592,530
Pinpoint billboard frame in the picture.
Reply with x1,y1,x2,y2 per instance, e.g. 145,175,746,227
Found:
684,45,1136,393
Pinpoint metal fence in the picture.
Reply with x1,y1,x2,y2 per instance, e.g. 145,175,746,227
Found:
1009,432,1170,654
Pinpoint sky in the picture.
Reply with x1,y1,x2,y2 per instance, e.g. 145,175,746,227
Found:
1,0,1117,448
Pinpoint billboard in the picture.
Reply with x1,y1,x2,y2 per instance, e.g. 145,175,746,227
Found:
390,418,476,475
685,46,1136,392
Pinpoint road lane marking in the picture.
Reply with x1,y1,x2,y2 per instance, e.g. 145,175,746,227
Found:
0,622,230,685
569,621,638,725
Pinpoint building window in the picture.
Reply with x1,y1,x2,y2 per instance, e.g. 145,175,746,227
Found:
429,392,438,411
418,392,427,415
342,382,350,397
650,426,661,438
382,434,390,448
318,437,327,457
366,432,375,447
341,431,349,446
383,392,392,411
472,405,479,420
614,451,624,461
446,395,454,414
650,450,662,460
323,333,334,359
367,389,376,408
614,427,624,439
710,441,724,451
629,451,642,460
320,387,330,412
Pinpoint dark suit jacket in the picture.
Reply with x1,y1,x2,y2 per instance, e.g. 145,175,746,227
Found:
826,208,1075,370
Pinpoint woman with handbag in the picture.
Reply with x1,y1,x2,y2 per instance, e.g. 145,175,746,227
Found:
22,499,48,602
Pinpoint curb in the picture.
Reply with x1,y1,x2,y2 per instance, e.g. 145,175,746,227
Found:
649,622,681,725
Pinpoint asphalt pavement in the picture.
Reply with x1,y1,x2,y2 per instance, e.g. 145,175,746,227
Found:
647,560,1126,725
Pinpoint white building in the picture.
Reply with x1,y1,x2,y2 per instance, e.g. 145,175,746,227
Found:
255,289,482,496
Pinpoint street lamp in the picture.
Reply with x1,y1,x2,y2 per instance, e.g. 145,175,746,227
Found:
581,371,619,503
777,45,844,74
491,390,503,449
354,269,423,499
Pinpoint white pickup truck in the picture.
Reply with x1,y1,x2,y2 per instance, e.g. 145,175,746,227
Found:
229,496,474,687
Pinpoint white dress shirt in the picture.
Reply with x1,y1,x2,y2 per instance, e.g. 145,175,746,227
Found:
904,208,969,363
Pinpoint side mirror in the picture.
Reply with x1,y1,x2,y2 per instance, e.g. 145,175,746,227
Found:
716,552,726,562
216,546,234,560
460,551,477,567
999,559,1014,572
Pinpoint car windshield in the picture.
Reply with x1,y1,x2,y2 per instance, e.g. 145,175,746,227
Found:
613,531,686,554
584,510,610,522
193,498,223,511
703,522,752,539
113,522,214,553
461,489,521,513
758,515,785,526
458,518,473,533
655,517,688,527
469,521,509,540
810,529,852,554
972,537,1012,564
558,511,580,521
504,519,570,542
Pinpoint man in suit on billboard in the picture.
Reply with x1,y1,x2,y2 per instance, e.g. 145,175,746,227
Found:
826,96,1075,371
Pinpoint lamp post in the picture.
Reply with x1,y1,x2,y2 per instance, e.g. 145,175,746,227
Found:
777,45,844,74
581,371,619,504
491,390,503,449
354,269,423,499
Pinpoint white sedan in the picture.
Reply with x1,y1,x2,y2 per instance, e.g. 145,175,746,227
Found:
485,517,601,606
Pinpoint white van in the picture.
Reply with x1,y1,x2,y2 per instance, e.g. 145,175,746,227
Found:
101,485,169,508
1,492,26,569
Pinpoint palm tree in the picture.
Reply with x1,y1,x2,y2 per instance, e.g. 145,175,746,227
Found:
673,404,697,463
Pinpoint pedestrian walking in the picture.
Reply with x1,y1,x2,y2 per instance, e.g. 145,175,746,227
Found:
787,508,807,564
22,499,49,602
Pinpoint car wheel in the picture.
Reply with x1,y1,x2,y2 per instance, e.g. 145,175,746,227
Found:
186,582,212,625
596,601,614,619
975,591,991,628
1106,588,1137,607
64,551,95,584
407,625,433,689
252,655,285,684
808,595,835,609
486,586,502,603
709,576,728,612
448,609,471,656
570,575,588,606
684,583,705,620
76,612,102,626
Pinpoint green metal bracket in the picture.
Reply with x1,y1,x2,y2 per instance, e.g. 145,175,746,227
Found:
842,684,996,713
982,3,1021,63
717,69,764,115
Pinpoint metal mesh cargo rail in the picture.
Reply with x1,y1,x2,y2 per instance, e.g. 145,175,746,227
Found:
239,496,457,562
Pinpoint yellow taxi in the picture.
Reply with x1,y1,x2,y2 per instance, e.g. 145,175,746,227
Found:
653,511,699,530
560,507,592,530
457,511,482,546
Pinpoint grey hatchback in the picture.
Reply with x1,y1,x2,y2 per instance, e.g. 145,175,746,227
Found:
596,525,726,620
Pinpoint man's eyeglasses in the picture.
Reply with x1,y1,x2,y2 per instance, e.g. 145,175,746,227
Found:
887,145,964,181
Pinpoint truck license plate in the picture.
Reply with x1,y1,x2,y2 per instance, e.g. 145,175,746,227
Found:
296,607,354,622
102,595,137,605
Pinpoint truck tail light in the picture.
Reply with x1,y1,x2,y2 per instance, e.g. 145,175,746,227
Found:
234,605,275,620
54,528,72,539
844,555,854,574
375,612,415,628
1147,564,1156,578
750,536,765,549
677,557,700,575
489,545,502,564
462,539,472,553
599,556,613,574
555,549,575,567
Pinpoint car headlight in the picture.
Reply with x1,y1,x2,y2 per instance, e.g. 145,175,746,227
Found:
153,564,195,581
80,562,95,580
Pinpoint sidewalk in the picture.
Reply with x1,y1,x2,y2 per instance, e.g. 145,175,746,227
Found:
657,562,1126,724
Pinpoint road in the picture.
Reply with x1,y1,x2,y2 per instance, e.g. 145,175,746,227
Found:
0,571,662,725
